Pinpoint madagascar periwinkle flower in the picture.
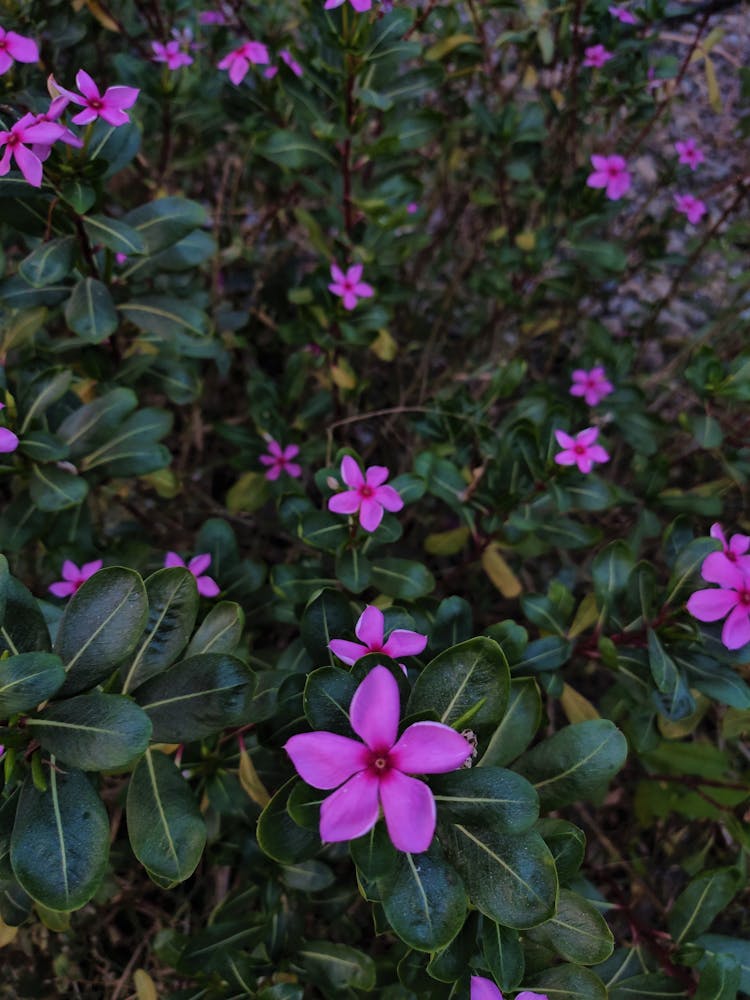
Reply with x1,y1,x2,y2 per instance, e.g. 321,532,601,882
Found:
703,524,750,580
151,40,194,70
329,605,427,671
554,428,609,474
328,455,403,532
674,193,707,225
675,138,705,170
470,977,548,1000
583,44,613,68
586,154,631,200
259,439,302,480
199,5,231,25
0,114,65,187
0,402,18,453
0,26,38,75
217,41,270,85
164,552,220,597
570,366,614,406
324,0,373,11
31,97,83,162
687,563,750,650
328,263,374,310
49,560,103,598
50,70,139,127
285,665,473,852
608,4,638,23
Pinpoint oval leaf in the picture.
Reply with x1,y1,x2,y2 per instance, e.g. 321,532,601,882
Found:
0,652,65,715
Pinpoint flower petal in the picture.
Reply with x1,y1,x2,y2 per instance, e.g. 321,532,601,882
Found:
701,552,741,585
319,770,380,842
349,665,400,750
355,605,384,647
103,85,139,110
0,428,18,452
81,560,103,579
13,144,42,187
75,69,100,100
196,575,220,597
379,770,436,853
729,533,750,556
554,430,574,448
383,629,428,659
722,604,750,650
328,639,369,666
375,485,403,512
49,581,76,598
364,465,389,487
328,489,361,515
470,977,504,1000
390,721,472,774
686,588,738,622
285,731,369,789
5,32,38,63
61,560,80,582
340,455,364,488
359,498,384,532
577,426,599,446
555,450,577,466
188,553,212,577
164,551,185,569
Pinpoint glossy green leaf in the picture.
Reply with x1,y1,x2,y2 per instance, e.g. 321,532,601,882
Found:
335,548,372,593
0,576,50,656
482,920,524,991
297,512,349,552
609,974,688,999
299,941,376,991
256,778,319,865
299,588,353,665
64,277,118,342
537,818,586,882
430,767,539,831
18,237,75,288
350,823,398,881
0,652,65,715
529,888,614,964
304,666,357,735
370,558,435,600
480,678,541,767
668,867,743,945
56,387,138,460
527,964,608,999
695,954,741,1000
256,131,335,169
29,463,89,512
121,196,208,254
648,630,696,721
592,541,635,599
185,601,245,657
696,935,750,994
79,407,172,476
82,214,145,256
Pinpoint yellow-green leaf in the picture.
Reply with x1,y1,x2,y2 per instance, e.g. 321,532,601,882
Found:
482,544,522,598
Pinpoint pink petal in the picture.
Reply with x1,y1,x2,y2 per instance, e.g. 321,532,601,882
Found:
390,721,472,774
75,69,100,100
328,281,345,296
48,75,84,106
0,428,18,452
516,993,549,1000
577,426,599,446
13,144,42,187
285,731,369,789
354,281,374,298
379,770,436,853
364,465,389,488
6,33,39,63
164,551,186,569
282,444,299,460
722,604,750,650
355,605,385,647
349,665,400,751
188,553,212,576
265,465,281,481
359,497,384,532
319,770,380,842
328,489,361,515
701,552,739,584
80,560,103,579
347,264,363,283
23,121,66,144
373,485,403,513
709,523,726,545
330,264,345,284
285,462,302,478
729,533,750,556
328,639,369,666
554,430,574,449
555,450,578,466
471,977,504,1000
196,575,220,597
229,58,249,85
686,588,738,622
102,85,139,110
98,106,131,127
259,455,276,466
587,445,609,463
324,0,346,7
0,51,13,75
587,172,608,189
71,108,99,126
61,560,81,582
350,0,373,11
576,456,594,474
342,291,358,310
340,455,364,488
383,629,428,659
49,581,76,598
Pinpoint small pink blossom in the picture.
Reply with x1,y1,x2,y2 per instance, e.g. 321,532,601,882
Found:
608,5,638,23
217,41,270,85
586,154,631,200
280,49,303,77
49,559,103,598
324,0,372,11
31,97,83,163
329,605,427,671
164,551,220,597
701,524,750,583
328,263,374,310
115,252,128,265
470,978,548,1000
570,366,614,406
0,113,65,187
674,193,706,225
554,427,609,474
675,138,705,170
328,455,403,532
199,6,231,25
0,402,18,453
259,439,302,480
285,665,472,852
50,70,139,127
407,202,419,214
0,26,38,75
687,564,750,650
151,40,193,70
584,44,613,68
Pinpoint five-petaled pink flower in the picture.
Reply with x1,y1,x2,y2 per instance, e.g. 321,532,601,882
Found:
324,0,372,11
608,5,638,23
328,264,374,310
554,427,609,474
702,524,750,581
674,193,706,225
687,562,750,650
151,40,194,70
570,366,614,406
675,138,705,170
587,154,631,200
0,113,65,187
259,439,302,480
50,70,139,127
164,552,220,597
199,6,231,25
584,45,613,68
49,559,103,598
329,605,427,671
470,977,548,1000
328,455,403,532
0,402,18,453
285,665,472,852
0,26,38,75
218,41,270,85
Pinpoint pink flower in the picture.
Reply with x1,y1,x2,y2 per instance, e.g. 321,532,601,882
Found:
151,40,193,70
608,5,638,23
328,263,374,310
675,138,705,170
674,193,706,225
0,26,38,75
702,524,750,581
0,402,18,453
570,366,614,406
259,439,302,480
584,44,613,68
31,97,83,162
199,7,231,25
470,978,548,1000
328,455,403,532
586,154,631,200
0,113,65,187
115,252,128,264
164,552,220,597
554,427,610,474
285,665,472,852
217,41,270,85
49,559,103,598
280,49,303,77
50,70,139,127
329,605,427,671
407,202,419,214
687,564,750,650
324,0,372,11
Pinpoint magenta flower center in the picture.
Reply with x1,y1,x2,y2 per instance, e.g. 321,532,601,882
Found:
727,551,737,563
738,586,750,606
359,484,374,498
89,98,103,110
368,750,391,774
0,40,6,52
608,165,621,178
574,443,586,455
6,133,19,148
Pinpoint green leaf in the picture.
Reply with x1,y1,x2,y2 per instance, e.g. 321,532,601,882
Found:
370,558,435,599
121,197,208,254
592,541,635,600
648,630,696,722
280,859,334,892
18,431,70,463
10,767,109,911
609,974,688,999
515,636,573,673
88,120,140,176
256,778,320,865
299,942,376,991
515,719,628,810
79,407,172,477
480,678,541,767
126,749,206,888
256,131,335,169
350,823,398,881
118,296,210,340
132,653,254,741
442,824,557,927
527,964,608,1000
529,889,614,964
665,537,721,607
185,602,245,657
668,867,743,945
430,767,539,831
696,935,750,995
537,818,586,882
54,567,148,696
378,841,467,951
695,954,741,1000
59,179,95,214
56,387,137,459
18,368,72,434
64,278,118,342
0,652,65,715
121,568,200,693
0,576,50,655
0,878,31,926
18,237,75,288
299,589,353,665
82,214,145,256
297,512,349,552
304,666,358,735
481,920,524,991
27,693,152,770
335,548,372,593
408,637,510,731
29,463,89,512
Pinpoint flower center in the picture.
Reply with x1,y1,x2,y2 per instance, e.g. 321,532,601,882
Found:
728,551,737,562
739,589,750,606
574,444,586,455
359,485,374,498
368,749,391,774
89,98,103,110
7,133,18,147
